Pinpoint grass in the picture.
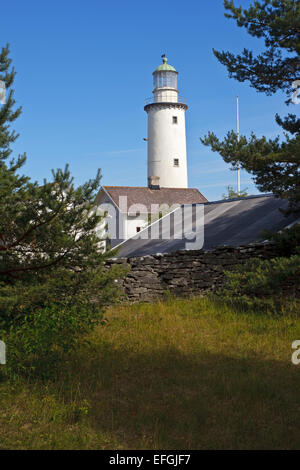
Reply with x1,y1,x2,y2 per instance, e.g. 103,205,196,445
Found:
1,296,300,449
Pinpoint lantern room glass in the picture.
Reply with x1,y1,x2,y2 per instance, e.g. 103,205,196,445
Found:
153,71,177,90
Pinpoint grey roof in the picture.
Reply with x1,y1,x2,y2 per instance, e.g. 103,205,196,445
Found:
112,194,298,258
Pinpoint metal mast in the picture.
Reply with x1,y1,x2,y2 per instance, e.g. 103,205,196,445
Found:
236,95,240,195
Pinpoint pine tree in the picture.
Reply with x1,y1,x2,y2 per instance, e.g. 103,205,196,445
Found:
201,0,300,214
0,45,121,327
222,185,248,199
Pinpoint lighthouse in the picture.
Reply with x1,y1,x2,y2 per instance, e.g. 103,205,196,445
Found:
144,55,188,189
95,55,208,248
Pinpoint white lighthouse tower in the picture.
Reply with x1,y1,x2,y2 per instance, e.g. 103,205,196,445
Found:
144,55,188,189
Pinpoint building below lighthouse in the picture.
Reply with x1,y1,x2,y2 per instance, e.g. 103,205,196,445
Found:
95,56,207,248
145,55,188,189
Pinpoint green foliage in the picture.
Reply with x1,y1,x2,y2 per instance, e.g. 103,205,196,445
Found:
213,0,299,99
262,223,300,256
0,44,111,282
0,262,124,377
4,303,103,378
222,184,248,199
221,254,300,313
0,44,127,377
0,263,124,330
0,44,22,162
0,161,106,279
201,125,300,214
201,0,300,214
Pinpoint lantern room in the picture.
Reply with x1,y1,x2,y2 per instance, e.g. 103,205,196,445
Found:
152,55,178,103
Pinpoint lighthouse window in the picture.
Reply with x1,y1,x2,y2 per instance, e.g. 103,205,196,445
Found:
173,158,179,167
154,71,177,90
172,116,178,124
136,227,141,233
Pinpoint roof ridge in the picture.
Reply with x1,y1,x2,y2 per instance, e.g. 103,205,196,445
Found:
102,185,202,190
204,193,273,205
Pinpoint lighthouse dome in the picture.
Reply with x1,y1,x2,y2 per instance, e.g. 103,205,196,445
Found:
153,55,177,73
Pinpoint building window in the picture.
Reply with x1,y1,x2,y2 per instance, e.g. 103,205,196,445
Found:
136,227,141,232
173,158,179,167
172,116,178,124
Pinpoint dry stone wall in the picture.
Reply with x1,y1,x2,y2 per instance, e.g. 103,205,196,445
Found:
106,243,278,303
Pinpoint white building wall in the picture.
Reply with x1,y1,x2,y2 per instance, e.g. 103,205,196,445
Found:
126,214,149,239
147,105,188,188
95,191,150,249
96,192,126,248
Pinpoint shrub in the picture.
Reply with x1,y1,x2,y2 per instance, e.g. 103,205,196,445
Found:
262,224,300,256
0,264,124,329
220,255,300,314
0,263,127,378
3,302,105,379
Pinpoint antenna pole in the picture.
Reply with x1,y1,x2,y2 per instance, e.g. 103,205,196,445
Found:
236,95,240,195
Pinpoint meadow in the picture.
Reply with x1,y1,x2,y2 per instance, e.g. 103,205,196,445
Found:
1,296,300,450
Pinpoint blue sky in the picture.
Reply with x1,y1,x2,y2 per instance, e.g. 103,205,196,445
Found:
0,0,294,201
